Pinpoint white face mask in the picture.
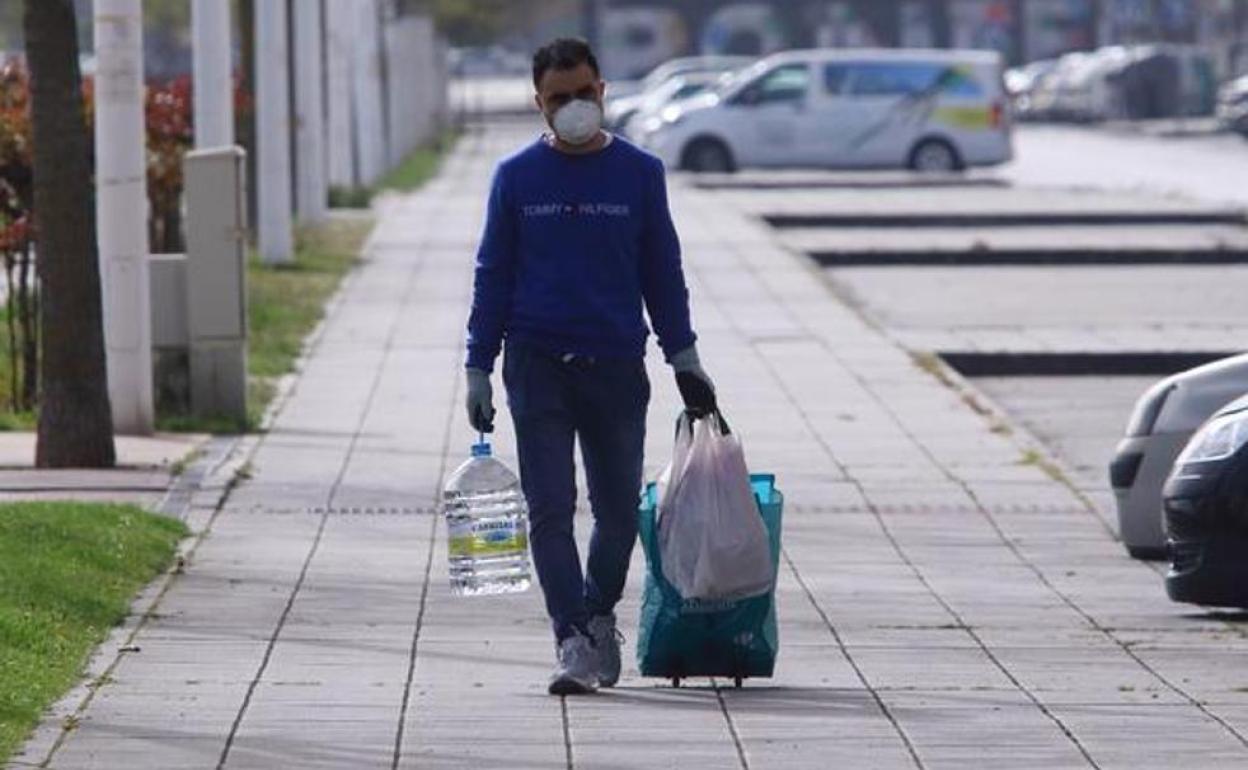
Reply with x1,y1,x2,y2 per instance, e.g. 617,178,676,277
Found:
551,99,603,146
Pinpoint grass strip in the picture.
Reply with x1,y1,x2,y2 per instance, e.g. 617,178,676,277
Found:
0,302,35,431
156,215,376,433
0,502,188,762
330,128,460,207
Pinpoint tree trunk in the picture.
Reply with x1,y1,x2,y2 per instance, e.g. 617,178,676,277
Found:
856,1,902,48
928,0,952,48
239,0,259,236
1150,0,1166,41
17,243,37,410
1089,0,1104,49
24,0,116,468
3,260,16,409
1010,0,1026,65
582,0,602,51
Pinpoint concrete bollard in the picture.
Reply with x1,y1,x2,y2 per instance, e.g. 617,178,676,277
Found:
184,146,249,423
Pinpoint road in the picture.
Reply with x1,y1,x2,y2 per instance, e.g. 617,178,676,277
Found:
1004,124,1248,207
975,375,1158,513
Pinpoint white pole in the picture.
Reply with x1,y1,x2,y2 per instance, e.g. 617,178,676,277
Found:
94,0,155,435
294,0,328,222
255,0,294,264
353,0,387,185
325,0,355,188
191,0,234,148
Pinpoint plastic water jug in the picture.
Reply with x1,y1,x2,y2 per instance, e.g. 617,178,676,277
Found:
442,441,532,595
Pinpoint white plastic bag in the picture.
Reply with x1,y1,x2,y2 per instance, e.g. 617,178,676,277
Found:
656,413,774,601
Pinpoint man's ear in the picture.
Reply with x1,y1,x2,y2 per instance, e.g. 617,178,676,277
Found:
596,80,606,101
534,93,544,113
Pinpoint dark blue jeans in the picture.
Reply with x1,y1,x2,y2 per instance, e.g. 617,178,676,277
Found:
503,342,650,643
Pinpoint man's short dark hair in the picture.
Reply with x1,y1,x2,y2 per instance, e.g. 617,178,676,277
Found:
532,38,600,88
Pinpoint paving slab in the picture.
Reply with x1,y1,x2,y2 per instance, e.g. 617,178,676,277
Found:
822,264,1248,357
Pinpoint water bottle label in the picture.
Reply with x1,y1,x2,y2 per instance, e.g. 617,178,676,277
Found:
448,518,528,557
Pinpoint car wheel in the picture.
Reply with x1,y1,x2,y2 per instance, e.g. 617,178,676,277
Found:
682,139,735,174
909,138,962,173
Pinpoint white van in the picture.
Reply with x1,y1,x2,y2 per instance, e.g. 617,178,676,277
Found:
636,48,1013,173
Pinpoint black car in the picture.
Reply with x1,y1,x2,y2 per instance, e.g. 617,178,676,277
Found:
1163,393,1248,607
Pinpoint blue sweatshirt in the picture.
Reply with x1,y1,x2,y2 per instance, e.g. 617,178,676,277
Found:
465,136,696,373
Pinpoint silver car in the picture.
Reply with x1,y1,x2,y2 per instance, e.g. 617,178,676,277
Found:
1218,75,1248,136
1111,354,1248,559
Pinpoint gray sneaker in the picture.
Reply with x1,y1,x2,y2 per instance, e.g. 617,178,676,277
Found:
549,631,599,696
588,614,623,688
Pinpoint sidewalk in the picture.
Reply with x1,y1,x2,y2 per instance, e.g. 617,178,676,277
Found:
13,123,1248,769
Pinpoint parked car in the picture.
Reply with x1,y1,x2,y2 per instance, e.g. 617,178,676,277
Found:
637,48,1013,173
1005,58,1059,120
1045,46,1135,121
1110,354,1248,559
608,55,753,113
618,72,729,139
1113,44,1217,119
1218,75,1248,136
606,59,748,131
1163,392,1248,607
1029,44,1217,123
1026,51,1092,120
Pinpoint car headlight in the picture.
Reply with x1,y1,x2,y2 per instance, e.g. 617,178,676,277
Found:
642,116,666,135
1176,410,1248,465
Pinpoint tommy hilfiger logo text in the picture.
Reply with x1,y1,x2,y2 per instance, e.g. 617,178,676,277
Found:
522,202,632,218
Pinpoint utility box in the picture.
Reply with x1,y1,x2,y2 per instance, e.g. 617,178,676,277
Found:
184,146,248,422
149,253,190,415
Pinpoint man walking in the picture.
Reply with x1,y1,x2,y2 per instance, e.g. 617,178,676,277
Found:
464,38,716,695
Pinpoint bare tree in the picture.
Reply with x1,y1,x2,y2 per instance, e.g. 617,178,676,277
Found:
926,0,952,48
24,0,116,468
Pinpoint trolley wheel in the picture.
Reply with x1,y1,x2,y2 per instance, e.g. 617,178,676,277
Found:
733,676,743,689
671,677,682,688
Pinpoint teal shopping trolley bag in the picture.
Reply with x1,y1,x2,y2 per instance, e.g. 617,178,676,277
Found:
636,473,784,688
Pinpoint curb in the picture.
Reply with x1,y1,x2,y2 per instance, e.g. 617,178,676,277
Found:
940,351,1242,378
808,248,1248,267
767,211,1248,228
692,176,1008,191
